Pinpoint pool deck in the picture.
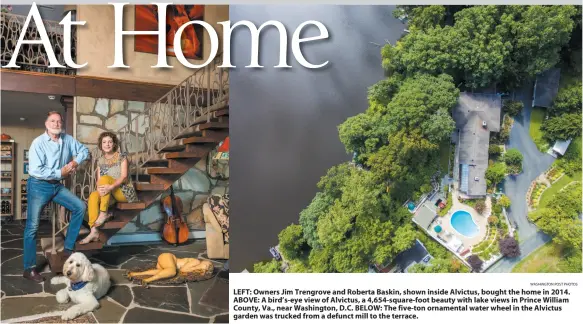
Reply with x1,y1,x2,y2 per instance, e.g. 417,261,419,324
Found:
436,194,489,248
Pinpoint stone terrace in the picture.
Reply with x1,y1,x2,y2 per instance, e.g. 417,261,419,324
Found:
1,221,228,323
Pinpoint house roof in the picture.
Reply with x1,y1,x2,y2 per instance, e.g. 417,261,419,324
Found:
552,138,572,156
534,68,561,108
454,93,502,196
413,202,437,230
453,92,502,132
392,239,432,272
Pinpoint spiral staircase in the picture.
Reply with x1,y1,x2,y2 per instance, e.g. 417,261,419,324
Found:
40,56,229,272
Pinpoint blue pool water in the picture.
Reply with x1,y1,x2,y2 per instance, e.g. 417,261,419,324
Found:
450,210,479,237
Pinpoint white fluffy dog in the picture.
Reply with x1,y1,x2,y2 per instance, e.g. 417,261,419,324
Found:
50,252,111,320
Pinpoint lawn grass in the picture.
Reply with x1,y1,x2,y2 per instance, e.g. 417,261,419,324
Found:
539,171,582,208
512,242,566,273
439,141,451,175
529,107,548,152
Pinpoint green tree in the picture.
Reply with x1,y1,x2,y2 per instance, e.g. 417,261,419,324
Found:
308,246,335,273
504,148,523,166
486,162,507,186
489,144,502,157
559,251,582,273
503,100,524,116
278,224,308,260
408,258,453,273
367,74,404,105
287,260,311,273
299,192,334,249
498,194,511,208
541,113,582,141
549,80,582,117
253,260,282,273
316,163,353,199
488,215,499,225
384,74,459,133
338,112,390,165
452,6,512,88
424,108,456,142
528,185,582,251
511,6,578,77
556,137,582,175
403,5,447,31
383,5,579,90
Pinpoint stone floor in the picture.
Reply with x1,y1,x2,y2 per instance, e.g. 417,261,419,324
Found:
1,220,229,323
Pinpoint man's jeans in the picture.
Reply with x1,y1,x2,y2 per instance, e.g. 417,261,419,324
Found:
23,177,86,271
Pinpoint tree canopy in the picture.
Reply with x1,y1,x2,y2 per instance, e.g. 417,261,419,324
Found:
529,185,582,251
382,5,579,89
256,5,581,274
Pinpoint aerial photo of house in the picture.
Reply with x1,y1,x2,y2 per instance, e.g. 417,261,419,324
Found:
253,4,581,275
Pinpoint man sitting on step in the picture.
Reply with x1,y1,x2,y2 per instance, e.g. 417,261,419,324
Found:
23,111,89,283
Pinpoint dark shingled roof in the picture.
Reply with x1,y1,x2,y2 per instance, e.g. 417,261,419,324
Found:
453,93,502,196
392,239,432,272
534,68,561,108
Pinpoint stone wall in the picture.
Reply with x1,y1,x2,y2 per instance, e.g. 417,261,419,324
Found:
76,97,146,151
75,96,229,234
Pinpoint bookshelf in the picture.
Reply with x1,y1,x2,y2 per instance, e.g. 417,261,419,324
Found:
1,140,16,221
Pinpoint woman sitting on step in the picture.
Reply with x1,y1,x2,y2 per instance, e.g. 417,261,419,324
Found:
80,132,138,244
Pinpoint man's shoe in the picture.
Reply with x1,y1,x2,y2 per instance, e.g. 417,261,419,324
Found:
23,269,44,283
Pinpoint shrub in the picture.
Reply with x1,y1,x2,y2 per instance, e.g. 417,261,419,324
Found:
498,236,520,258
253,260,283,273
489,144,502,157
467,255,484,271
278,224,308,260
498,194,511,208
488,215,499,225
486,162,507,186
504,149,523,166
503,100,524,117
475,200,486,214
492,204,503,215
499,221,508,235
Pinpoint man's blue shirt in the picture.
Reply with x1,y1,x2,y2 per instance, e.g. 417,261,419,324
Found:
28,132,89,180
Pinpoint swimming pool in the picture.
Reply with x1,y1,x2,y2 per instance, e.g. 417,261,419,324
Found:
450,210,479,237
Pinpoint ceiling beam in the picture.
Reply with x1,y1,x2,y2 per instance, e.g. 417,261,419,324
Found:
0,69,178,103
0,70,76,96
75,76,174,102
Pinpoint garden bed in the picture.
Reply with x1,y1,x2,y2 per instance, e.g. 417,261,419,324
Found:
545,166,564,183
471,226,500,261
528,182,548,209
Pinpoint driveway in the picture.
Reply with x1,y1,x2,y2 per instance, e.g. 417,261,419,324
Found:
486,82,554,273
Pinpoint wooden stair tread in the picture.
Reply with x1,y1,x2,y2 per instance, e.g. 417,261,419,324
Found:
116,201,146,209
164,151,206,159
101,213,136,229
142,159,170,167
146,167,185,174
214,108,229,117
181,136,221,144
135,182,165,191
199,122,228,130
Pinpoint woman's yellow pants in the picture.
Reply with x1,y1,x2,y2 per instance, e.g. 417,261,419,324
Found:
87,175,128,227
